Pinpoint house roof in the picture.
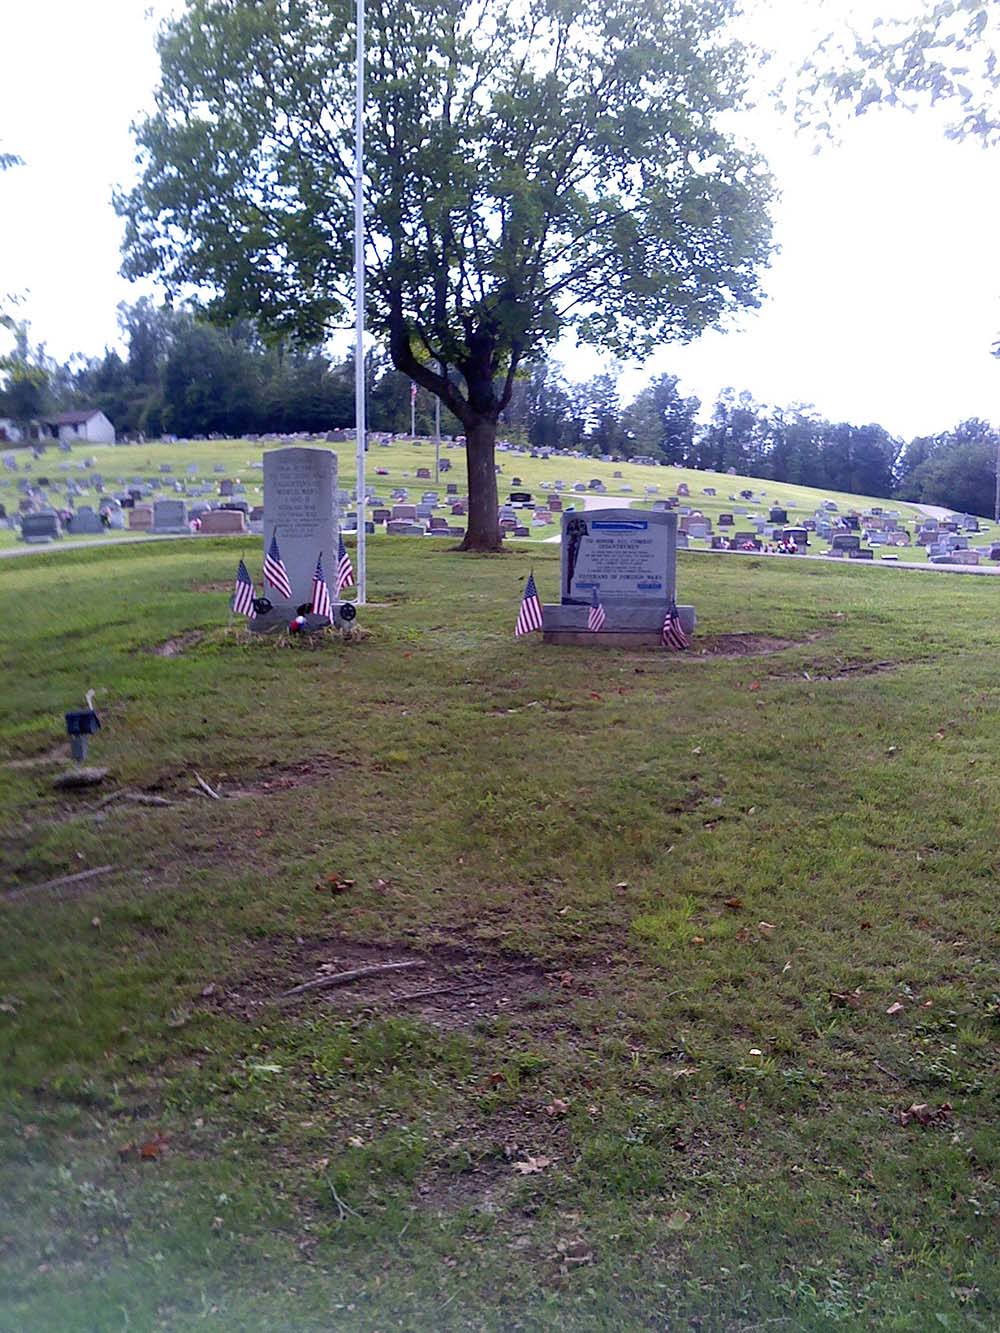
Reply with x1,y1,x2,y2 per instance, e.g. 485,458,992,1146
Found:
41,410,103,426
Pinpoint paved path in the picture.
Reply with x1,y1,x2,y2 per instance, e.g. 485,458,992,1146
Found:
0,532,237,560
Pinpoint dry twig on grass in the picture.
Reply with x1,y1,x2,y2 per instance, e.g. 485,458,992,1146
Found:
279,960,427,1002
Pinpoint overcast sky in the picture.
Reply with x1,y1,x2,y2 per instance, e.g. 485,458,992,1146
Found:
1,0,997,439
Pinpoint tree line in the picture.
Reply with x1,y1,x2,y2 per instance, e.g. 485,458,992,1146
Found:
2,297,997,517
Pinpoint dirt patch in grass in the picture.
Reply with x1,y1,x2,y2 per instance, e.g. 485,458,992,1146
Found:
692,633,803,656
222,754,358,797
150,630,206,657
3,745,71,769
207,935,594,1031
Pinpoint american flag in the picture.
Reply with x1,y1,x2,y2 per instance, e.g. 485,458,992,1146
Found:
311,553,332,621
264,532,292,599
335,533,354,594
587,588,606,633
515,571,543,636
661,597,691,651
233,559,256,619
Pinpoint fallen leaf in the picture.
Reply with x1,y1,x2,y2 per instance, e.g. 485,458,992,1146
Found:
545,1098,570,1118
347,1136,364,1148
723,897,743,910
899,1102,952,1128
691,746,703,755
201,983,217,998
91,916,101,929
886,1001,905,1015
489,1071,505,1086
513,1155,553,1175
555,1237,593,1266
666,1210,691,1231
558,971,575,988
748,681,761,692
830,988,863,1009
589,692,602,700
615,881,629,889
758,921,776,938
139,1132,169,1161
734,926,751,943
691,936,705,945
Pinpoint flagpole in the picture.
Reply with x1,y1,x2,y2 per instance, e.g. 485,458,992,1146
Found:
434,363,441,484
353,0,367,605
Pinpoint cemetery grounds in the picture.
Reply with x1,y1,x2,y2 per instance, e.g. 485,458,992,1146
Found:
3,436,995,562
1,535,998,1330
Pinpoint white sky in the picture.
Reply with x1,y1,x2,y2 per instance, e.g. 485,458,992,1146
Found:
1,0,997,439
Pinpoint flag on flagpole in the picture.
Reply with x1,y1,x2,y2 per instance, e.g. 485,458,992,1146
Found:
587,587,606,633
335,533,354,594
661,597,691,650
515,571,543,636
233,559,257,619
410,382,417,404
264,532,293,599
311,553,332,621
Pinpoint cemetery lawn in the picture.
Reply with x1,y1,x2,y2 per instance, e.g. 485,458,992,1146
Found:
2,538,999,1331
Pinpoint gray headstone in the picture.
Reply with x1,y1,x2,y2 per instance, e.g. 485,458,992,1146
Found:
560,508,677,604
153,499,189,532
20,512,61,543
262,447,338,610
68,506,103,535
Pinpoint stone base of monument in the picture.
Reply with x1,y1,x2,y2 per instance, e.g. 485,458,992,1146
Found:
541,603,695,647
247,607,355,634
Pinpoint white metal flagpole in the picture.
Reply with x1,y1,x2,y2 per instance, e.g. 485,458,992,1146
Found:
353,0,367,605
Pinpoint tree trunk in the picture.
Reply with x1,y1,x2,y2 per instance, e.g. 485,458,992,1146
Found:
459,413,502,552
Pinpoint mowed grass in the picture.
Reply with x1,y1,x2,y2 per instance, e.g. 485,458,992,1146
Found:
1,539,999,1331
4,434,992,561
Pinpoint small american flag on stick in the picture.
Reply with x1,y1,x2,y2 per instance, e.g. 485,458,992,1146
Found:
311,553,332,621
335,533,354,594
515,571,543,636
587,588,606,633
264,533,292,599
233,559,256,619
661,597,691,651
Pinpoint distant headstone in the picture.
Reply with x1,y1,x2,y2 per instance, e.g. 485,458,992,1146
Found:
831,532,861,552
262,446,338,611
219,479,235,496
20,512,61,543
68,506,103,535
153,499,189,532
128,505,154,530
200,508,248,535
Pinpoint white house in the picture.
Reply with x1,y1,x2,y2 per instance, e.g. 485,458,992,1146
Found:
40,410,116,444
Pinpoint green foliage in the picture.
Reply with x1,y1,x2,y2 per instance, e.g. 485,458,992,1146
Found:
797,1,1000,146
116,0,775,545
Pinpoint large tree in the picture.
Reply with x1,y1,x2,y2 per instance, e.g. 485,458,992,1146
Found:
118,0,774,549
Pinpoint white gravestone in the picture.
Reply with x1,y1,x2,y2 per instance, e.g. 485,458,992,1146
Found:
262,447,339,612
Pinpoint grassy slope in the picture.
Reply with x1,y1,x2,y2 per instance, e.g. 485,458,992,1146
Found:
1,539,998,1331
3,437,994,561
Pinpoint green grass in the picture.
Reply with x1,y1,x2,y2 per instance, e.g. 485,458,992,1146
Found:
1,539,999,1330
4,435,993,561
